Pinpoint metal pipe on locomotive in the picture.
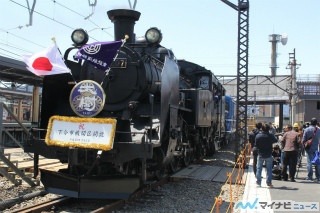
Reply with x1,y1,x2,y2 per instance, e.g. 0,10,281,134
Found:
24,9,233,199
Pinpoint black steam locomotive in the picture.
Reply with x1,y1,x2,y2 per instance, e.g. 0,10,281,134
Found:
24,9,233,199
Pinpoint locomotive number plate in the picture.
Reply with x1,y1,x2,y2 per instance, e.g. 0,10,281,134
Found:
111,58,127,68
45,116,117,151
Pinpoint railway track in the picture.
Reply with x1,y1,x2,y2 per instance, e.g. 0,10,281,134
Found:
1,142,243,212
6,176,170,213
8,196,126,213
9,196,70,213
1,147,171,212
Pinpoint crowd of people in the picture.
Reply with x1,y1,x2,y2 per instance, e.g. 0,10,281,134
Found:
249,118,320,188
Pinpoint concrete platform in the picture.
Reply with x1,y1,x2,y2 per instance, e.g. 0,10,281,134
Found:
240,154,320,213
172,154,320,213
171,164,247,184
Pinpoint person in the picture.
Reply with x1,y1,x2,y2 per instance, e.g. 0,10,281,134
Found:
293,123,303,144
269,122,276,135
272,144,281,167
278,127,288,168
302,118,320,182
293,123,300,136
272,144,282,180
248,122,262,176
26,110,31,121
255,123,278,187
293,123,303,166
280,124,299,182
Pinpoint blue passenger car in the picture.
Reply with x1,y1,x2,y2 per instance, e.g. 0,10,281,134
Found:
224,95,236,143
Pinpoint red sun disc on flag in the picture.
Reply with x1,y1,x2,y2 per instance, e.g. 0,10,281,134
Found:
32,57,53,71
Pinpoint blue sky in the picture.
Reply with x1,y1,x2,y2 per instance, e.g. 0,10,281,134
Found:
1,0,319,79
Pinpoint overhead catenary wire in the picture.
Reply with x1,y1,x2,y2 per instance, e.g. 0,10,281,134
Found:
3,0,113,59
9,0,75,30
0,47,22,57
0,41,33,54
0,28,47,49
9,0,112,38
0,0,118,72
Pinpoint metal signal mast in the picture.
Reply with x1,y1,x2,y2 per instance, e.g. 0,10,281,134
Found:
221,0,249,161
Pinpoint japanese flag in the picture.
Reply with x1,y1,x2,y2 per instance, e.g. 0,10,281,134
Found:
22,43,70,76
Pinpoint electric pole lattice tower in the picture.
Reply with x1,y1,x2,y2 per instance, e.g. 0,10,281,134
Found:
221,0,249,162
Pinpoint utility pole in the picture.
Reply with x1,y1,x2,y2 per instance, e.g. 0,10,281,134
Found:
220,0,249,163
287,49,300,124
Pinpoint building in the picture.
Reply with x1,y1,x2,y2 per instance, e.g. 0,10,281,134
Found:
296,79,320,124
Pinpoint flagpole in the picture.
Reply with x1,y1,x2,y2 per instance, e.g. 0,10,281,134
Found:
100,35,129,86
51,37,77,84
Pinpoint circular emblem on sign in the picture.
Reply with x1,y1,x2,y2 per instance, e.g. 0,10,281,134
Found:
83,43,101,54
69,80,105,117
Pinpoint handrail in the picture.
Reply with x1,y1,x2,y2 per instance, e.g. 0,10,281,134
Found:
0,102,34,159
0,153,36,187
1,102,32,136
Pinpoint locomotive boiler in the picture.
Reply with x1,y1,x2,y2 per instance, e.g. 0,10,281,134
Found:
24,9,230,199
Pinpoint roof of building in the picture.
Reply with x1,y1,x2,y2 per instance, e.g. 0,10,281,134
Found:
0,55,43,86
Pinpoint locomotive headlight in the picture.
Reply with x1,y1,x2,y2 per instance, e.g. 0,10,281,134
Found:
71,29,89,46
145,27,162,45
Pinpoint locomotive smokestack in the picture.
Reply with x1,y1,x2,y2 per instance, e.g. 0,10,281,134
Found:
107,9,141,43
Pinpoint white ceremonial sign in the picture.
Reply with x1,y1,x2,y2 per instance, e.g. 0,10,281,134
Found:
45,116,116,151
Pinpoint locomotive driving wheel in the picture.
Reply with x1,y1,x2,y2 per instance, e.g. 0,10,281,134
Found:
183,146,190,166
169,156,180,173
179,116,193,166
182,143,193,166
208,140,216,156
148,147,166,180
195,139,206,160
